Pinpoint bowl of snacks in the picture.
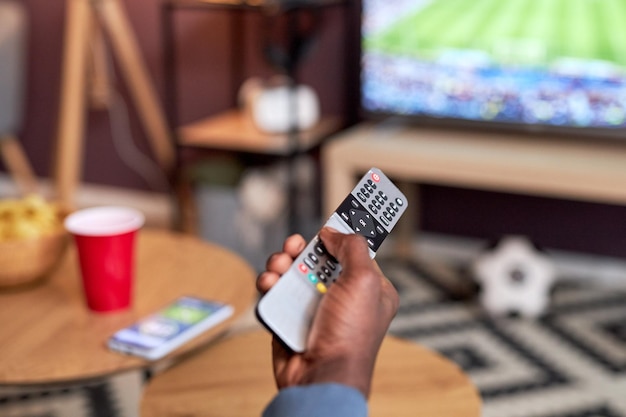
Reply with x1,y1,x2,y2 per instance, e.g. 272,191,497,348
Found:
0,195,68,288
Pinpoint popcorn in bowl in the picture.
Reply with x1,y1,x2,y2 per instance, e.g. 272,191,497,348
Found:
0,195,68,288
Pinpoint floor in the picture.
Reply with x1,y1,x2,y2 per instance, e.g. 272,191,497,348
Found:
383,257,626,417
1,178,626,416
2,251,625,417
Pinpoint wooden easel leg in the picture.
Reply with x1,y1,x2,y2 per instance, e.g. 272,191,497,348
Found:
87,22,111,110
54,0,93,210
96,0,175,173
0,135,38,196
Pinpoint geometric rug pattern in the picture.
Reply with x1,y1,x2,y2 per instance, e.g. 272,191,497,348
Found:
0,370,142,417
2,257,625,417
381,258,626,417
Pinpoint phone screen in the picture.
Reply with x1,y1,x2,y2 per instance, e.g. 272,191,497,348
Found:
110,296,227,351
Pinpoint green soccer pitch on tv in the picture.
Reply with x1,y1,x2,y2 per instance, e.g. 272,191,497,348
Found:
361,0,626,133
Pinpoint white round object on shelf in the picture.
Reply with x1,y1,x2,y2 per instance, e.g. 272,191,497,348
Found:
239,77,320,134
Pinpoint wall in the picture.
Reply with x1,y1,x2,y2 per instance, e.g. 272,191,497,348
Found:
5,0,626,259
421,185,626,259
5,0,348,190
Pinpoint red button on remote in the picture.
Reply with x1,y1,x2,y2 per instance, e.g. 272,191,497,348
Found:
298,263,308,273
371,173,381,182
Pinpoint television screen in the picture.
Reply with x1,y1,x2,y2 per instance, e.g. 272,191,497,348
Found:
361,0,626,132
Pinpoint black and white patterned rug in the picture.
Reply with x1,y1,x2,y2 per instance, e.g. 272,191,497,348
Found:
381,257,626,417
0,371,143,417
2,258,625,417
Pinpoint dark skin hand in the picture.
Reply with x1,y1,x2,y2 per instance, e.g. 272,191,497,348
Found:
257,227,399,398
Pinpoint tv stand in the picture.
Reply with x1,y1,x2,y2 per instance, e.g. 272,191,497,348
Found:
322,122,626,256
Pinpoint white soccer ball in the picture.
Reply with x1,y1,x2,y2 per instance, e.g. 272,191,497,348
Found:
472,236,556,318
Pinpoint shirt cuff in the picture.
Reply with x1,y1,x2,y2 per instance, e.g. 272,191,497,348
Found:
262,383,368,417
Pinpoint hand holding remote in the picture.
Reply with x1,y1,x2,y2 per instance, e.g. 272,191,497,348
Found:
257,228,399,398
256,168,407,353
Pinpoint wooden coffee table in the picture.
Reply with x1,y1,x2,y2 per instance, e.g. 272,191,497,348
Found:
141,330,482,417
0,229,257,384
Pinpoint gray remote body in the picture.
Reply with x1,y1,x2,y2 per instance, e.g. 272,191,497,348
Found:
256,167,408,352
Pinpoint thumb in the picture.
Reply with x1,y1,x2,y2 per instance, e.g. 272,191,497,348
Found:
319,228,372,278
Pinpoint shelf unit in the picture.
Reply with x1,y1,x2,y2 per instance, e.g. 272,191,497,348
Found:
178,110,342,155
162,0,349,233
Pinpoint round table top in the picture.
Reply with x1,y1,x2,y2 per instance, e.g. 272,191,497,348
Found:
141,330,482,417
0,229,257,385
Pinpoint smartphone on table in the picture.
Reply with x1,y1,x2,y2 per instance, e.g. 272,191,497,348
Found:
108,296,233,360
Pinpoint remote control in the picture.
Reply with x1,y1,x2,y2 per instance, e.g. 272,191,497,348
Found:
256,167,408,352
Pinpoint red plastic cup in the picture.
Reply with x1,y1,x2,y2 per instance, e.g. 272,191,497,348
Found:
64,207,145,313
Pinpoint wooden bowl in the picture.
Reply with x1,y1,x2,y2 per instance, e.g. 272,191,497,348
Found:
0,230,69,288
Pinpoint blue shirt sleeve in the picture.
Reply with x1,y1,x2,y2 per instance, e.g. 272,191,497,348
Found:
262,383,368,417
